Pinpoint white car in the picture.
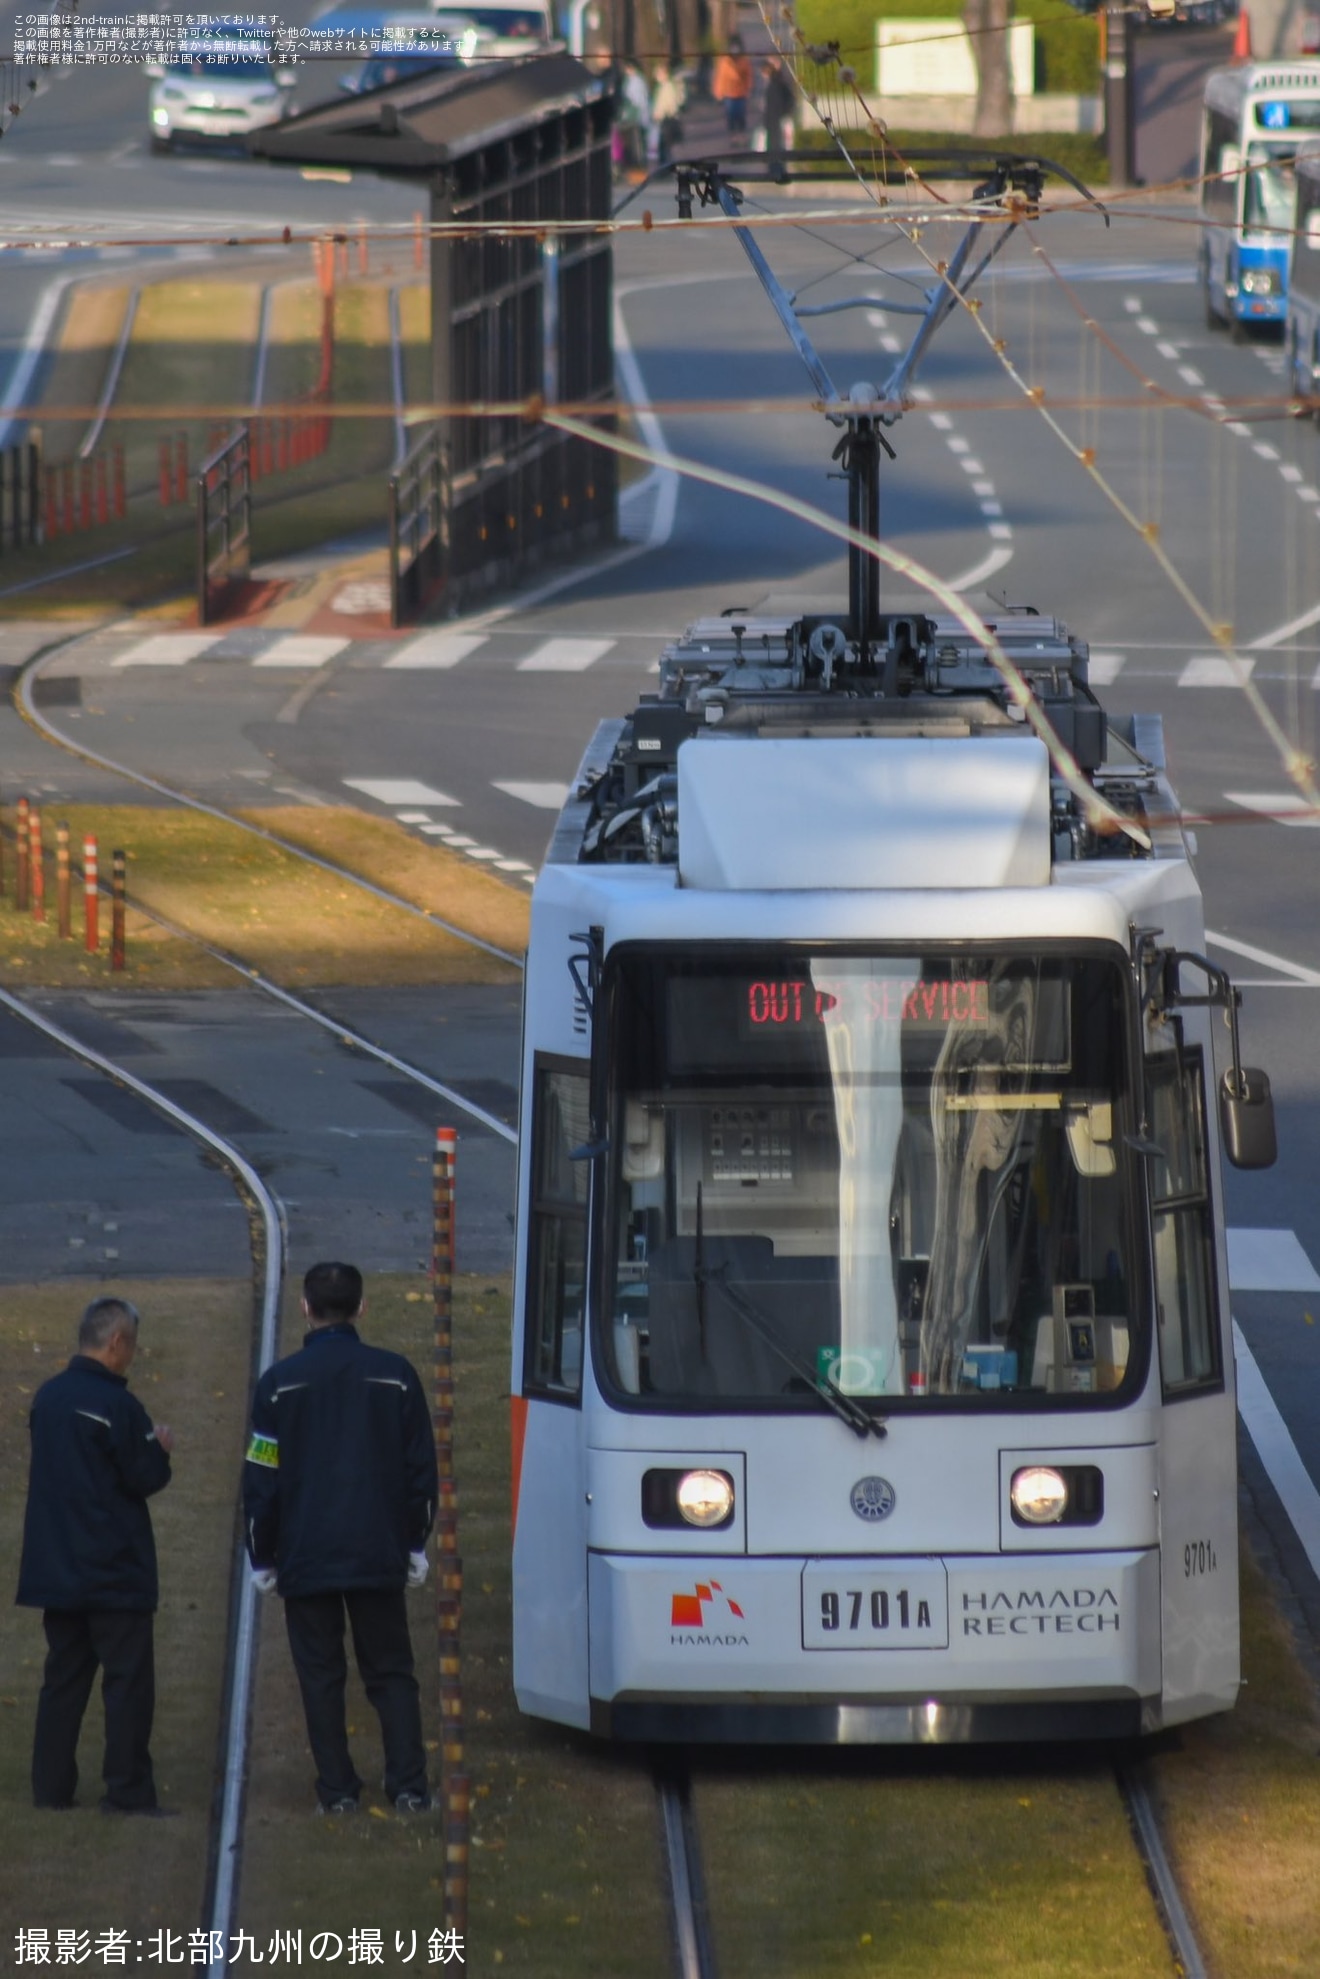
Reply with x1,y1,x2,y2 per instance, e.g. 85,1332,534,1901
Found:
147,28,296,152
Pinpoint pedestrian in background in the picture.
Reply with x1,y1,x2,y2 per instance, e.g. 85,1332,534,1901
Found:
651,61,686,167
756,54,796,158
713,33,753,140
244,1260,437,1815
16,1296,175,1816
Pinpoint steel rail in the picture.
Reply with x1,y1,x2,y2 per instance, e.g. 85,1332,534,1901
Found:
0,985,285,1979
655,1763,717,1979
16,646,525,970
1118,1762,1210,1979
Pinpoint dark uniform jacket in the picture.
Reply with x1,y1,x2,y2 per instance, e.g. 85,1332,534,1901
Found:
16,1356,171,1612
243,1323,437,1598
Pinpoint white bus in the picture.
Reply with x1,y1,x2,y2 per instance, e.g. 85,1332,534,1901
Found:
1200,61,1320,335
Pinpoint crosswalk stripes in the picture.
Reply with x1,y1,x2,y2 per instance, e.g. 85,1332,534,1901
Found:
342,777,460,807
1228,1227,1320,1291
111,633,222,668
251,635,348,669
384,632,488,670
1225,792,1320,827
1087,652,1125,685
492,780,572,809
515,637,616,672
1178,656,1255,688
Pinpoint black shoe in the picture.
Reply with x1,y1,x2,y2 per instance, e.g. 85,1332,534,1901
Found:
317,1795,360,1816
99,1798,179,1818
394,1791,432,1814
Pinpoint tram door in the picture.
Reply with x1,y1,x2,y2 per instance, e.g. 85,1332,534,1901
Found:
1146,1039,1240,1722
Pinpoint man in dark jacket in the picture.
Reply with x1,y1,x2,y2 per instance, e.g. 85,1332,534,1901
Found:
16,1295,174,1814
244,1260,437,1814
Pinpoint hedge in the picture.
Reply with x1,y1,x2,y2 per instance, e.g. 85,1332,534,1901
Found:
793,0,1100,98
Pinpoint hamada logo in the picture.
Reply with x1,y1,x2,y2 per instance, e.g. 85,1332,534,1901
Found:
671,1580,745,1627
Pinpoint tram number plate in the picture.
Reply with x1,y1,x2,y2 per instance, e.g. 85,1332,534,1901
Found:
802,1563,949,1650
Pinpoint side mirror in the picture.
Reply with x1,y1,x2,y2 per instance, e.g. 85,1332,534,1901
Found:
1221,1067,1277,1169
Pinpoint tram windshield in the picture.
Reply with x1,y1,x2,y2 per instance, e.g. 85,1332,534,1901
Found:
603,948,1140,1411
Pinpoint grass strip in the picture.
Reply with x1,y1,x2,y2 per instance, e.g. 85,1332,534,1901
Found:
0,1279,253,1933
238,807,529,961
0,806,523,990
696,1753,1171,1976
238,1274,671,1977
1147,1542,1320,1975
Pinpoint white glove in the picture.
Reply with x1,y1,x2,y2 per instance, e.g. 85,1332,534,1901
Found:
250,1566,277,1595
407,1550,429,1588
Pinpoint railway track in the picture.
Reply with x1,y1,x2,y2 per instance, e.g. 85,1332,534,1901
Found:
656,1749,1209,1979
3,637,529,1967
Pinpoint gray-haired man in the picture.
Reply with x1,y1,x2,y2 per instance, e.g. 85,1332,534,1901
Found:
16,1296,175,1815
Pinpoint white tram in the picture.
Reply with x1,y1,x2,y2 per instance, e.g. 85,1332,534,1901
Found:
510,154,1276,1744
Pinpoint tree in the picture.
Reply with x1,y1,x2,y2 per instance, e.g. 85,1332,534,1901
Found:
962,0,1014,136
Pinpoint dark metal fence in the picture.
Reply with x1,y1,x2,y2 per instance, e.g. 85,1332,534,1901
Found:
197,427,251,625
388,423,447,628
0,440,42,551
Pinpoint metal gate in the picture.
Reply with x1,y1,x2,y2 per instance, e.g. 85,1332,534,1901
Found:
197,427,251,625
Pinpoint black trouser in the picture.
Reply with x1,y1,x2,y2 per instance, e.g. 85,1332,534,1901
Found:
33,1608,157,1810
283,1588,426,1806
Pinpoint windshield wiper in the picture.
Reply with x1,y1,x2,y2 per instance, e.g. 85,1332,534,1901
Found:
694,1261,887,1440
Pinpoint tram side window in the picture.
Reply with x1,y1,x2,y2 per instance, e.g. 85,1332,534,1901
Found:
1203,107,1240,218
1147,1047,1221,1395
524,1058,590,1401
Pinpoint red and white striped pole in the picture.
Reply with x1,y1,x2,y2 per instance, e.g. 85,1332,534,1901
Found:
83,834,99,953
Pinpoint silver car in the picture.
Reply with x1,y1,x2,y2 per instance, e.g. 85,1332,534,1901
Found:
147,29,296,152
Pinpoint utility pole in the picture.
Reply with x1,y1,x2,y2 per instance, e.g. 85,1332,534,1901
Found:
1104,2,1137,190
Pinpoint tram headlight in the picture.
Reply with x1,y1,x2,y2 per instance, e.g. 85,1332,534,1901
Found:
1010,1465,1069,1525
676,1469,736,1528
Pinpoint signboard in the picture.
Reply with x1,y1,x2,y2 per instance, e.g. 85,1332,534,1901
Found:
876,19,1035,99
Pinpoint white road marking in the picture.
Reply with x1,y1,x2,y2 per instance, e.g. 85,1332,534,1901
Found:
1280,464,1304,484
1178,655,1255,687
946,544,1014,590
343,777,460,807
1136,316,1159,333
384,632,487,670
979,500,1003,516
1226,421,1253,437
1088,651,1126,685
946,436,970,453
1229,1229,1320,1292
496,859,534,872
1250,598,1320,649
880,333,902,354
394,810,434,823
1123,296,1142,312
1234,1322,1320,1585
462,846,503,859
1177,365,1204,387
111,633,222,668
252,636,348,668
1225,791,1320,826
958,457,985,475
1298,485,1320,501
1156,340,1179,359
493,780,572,809
987,522,1013,541
516,637,615,672
928,412,953,432
1253,441,1281,461
1207,928,1320,986
972,479,995,496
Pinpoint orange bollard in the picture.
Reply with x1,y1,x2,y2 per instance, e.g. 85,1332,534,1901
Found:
159,439,172,507
83,834,99,952
56,822,71,939
29,804,44,924
113,443,127,519
110,849,126,972
1233,6,1251,58
174,432,188,505
15,797,29,912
